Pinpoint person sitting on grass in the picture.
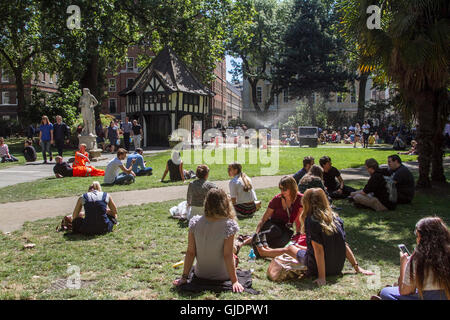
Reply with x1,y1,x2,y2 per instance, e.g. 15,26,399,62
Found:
258,188,374,285
292,156,314,185
379,216,449,300
241,176,303,258
54,156,105,178
349,158,396,211
23,139,37,162
73,143,90,168
186,165,218,220
398,140,418,156
104,148,136,185
381,155,415,204
126,148,152,176
161,152,195,183
319,156,356,199
298,164,328,195
228,162,260,219
71,181,118,236
0,137,18,163
173,188,258,294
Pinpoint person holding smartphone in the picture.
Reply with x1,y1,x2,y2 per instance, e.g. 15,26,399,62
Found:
379,217,450,300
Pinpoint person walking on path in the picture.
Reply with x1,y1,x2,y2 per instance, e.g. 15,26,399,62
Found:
53,115,70,157
39,115,54,164
131,119,143,150
121,117,132,151
107,121,119,154
362,121,371,148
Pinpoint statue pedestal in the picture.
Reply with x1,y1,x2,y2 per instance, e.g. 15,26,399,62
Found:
78,135,102,160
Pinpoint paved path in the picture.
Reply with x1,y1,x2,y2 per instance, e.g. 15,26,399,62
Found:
0,149,169,188
1,158,448,233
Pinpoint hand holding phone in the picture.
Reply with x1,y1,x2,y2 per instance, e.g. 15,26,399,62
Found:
398,244,410,255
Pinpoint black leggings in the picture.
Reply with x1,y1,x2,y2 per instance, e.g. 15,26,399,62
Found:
252,220,293,258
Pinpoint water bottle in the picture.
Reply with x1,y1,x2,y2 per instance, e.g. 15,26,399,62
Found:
248,249,256,273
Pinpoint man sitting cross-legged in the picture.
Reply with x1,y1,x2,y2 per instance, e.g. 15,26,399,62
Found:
125,148,152,176
104,148,136,185
349,158,396,211
319,156,356,199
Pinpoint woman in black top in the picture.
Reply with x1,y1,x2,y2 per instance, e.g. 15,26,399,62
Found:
258,188,374,285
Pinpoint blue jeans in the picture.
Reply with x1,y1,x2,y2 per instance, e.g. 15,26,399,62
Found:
41,140,52,161
135,167,153,176
380,286,447,300
114,173,135,185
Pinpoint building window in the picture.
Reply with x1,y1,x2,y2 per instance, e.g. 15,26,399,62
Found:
2,92,10,105
337,93,343,103
42,73,46,83
108,78,116,92
1,69,9,83
127,78,134,88
283,89,289,103
109,98,117,113
351,93,356,103
2,115,10,120
49,74,53,84
371,90,377,101
127,57,134,72
256,87,262,103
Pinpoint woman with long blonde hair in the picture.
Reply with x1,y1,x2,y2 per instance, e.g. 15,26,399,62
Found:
174,188,253,294
259,188,374,285
228,162,259,219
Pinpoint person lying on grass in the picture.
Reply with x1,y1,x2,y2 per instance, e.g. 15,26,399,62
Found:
379,216,450,300
173,188,244,293
71,181,118,235
258,188,374,286
54,156,104,178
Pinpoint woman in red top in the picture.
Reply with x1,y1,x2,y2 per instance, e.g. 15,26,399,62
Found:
251,176,304,258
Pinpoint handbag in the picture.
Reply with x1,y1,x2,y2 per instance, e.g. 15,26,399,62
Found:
267,253,307,282
56,215,73,232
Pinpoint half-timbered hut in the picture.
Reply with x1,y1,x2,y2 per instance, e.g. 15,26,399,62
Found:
120,46,214,147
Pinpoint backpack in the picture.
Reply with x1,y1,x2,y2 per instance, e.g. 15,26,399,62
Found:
383,175,398,203
267,253,307,282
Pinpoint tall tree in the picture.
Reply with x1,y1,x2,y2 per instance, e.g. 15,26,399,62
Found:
339,0,449,187
275,0,351,126
227,0,292,115
0,0,55,122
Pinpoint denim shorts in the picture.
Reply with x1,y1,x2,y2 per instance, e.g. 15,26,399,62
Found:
296,249,307,265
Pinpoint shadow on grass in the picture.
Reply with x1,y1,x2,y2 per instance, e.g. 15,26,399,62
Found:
63,232,103,241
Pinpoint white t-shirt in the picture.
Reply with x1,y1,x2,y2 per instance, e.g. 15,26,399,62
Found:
403,257,442,291
362,124,370,134
229,175,257,204
104,157,123,184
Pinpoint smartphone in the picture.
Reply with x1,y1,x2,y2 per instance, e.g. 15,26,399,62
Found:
398,244,410,255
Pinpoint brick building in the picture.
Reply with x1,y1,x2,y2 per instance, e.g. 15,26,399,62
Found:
0,68,58,120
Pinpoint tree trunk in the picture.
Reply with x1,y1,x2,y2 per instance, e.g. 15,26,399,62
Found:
356,72,369,124
80,41,100,98
415,90,435,188
307,94,316,126
431,89,448,183
14,67,27,124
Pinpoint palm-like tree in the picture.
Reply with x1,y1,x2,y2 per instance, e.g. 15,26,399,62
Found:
339,0,449,187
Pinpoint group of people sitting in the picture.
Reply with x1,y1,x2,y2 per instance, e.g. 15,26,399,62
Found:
293,154,415,212
62,151,448,300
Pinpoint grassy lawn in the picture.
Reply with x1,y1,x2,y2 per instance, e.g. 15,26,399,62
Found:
0,174,448,300
0,147,420,203
0,137,76,169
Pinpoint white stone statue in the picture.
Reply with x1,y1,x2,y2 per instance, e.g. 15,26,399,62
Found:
79,88,98,137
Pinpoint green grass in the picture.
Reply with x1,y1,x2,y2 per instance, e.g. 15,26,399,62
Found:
0,137,76,169
0,175,448,300
0,147,419,203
